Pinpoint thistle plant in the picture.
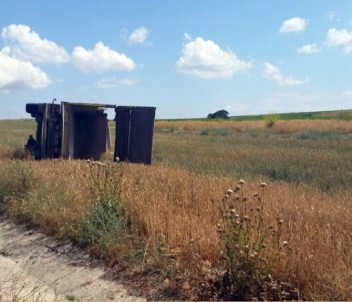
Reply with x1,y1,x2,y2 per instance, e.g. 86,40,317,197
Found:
87,160,122,203
217,180,289,300
80,160,128,256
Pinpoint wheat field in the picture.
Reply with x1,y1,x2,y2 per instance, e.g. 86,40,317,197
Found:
0,118,351,300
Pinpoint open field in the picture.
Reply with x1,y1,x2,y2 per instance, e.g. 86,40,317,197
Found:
0,115,352,300
154,119,352,191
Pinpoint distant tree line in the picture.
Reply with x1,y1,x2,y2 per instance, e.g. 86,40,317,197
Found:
207,109,230,119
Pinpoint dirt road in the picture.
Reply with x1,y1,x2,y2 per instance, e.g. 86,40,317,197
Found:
0,213,145,301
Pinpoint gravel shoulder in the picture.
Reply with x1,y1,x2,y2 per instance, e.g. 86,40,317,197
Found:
0,213,145,301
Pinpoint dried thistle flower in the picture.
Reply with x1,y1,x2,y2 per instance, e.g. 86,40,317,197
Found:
239,179,246,185
243,215,251,221
226,189,234,195
260,182,267,188
223,194,229,201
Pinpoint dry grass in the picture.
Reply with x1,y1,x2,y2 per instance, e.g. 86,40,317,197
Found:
121,164,352,300
1,117,352,300
1,159,351,300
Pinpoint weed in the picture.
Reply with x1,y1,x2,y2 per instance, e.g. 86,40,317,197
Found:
263,114,280,129
80,197,128,247
80,161,129,260
217,181,293,300
65,294,76,301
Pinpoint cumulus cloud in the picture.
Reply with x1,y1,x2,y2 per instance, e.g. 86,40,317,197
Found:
326,28,352,53
176,36,251,79
72,42,136,73
1,24,69,63
262,62,308,86
0,50,51,93
280,17,308,33
297,44,321,54
94,77,137,88
128,27,150,45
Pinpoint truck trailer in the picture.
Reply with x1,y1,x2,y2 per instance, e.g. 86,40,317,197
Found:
26,101,156,164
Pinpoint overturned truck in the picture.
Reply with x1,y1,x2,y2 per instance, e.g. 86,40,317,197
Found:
26,102,156,164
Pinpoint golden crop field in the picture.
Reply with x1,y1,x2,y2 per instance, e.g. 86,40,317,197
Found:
0,118,351,300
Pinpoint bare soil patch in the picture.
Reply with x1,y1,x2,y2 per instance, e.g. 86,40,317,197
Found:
0,213,145,301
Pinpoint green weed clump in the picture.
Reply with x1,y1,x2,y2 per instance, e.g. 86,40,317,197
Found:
217,180,297,300
79,160,129,261
81,197,128,257
263,113,280,129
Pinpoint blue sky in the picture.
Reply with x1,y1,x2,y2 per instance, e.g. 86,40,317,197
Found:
0,0,351,119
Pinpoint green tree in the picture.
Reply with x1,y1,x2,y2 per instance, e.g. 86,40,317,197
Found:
207,110,230,119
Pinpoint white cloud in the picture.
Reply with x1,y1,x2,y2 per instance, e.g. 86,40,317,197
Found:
259,92,352,114
326,28,352,53
176,36,251,79
262,62,308,86
120,28,128,41
128,27,150,45
297,44,320,54
0,50,51,93
1,24,69,63
183,33,192,42
72,42,136,73
279,17,308,33
327,11,336,21
342,90,352,96
95,77,137,88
